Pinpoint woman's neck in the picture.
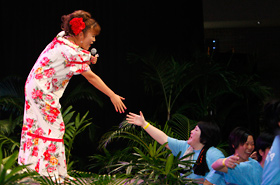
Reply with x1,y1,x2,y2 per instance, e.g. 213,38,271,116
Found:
192,143,204,151
67,36,79,46
260,160,265,168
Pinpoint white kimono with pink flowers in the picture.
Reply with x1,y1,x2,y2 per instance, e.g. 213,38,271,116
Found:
18,31,91,177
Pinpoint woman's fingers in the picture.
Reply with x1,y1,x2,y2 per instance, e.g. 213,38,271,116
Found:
126,112,144,126
128,112,138,117
112,95,126,113
126,113,138,122
126,112,137,118
226,155,239,169
139,111,144,118
117,103,126,113
114,104,118,113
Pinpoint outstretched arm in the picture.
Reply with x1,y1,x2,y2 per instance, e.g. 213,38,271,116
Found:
126,112,170,149
82,69,126,113
211,155,240,173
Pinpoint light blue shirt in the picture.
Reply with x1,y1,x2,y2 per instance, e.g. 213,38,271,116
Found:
262,135,280,185
224,157,262,185
167,137,226,185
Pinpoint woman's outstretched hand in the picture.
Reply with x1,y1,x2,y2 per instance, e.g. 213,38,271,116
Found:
126,111,146,127
224,155,240,169
126,112,169,148
110,94,126,113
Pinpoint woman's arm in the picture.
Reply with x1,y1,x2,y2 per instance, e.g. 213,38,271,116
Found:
211,155,240,173
126,112,169,149
203,179,213,185
82,69,126,113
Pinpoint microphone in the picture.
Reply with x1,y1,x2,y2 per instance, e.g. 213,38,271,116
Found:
91,48,99,57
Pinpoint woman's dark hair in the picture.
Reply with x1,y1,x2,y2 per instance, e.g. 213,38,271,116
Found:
228,127,253,154
197,121,221,147
263,100,280,132
61,10,101,36
193,121,221,176
256,132,274,162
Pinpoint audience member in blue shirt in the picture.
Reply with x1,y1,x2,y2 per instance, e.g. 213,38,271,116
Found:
261,100,280,185
255,132,274,168
126,111,225,185
209,127,262,185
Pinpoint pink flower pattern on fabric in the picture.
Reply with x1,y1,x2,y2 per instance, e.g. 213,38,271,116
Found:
18,31,91,177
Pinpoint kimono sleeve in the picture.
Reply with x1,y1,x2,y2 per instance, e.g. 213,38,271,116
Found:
69,50,91,75
70,63,90,75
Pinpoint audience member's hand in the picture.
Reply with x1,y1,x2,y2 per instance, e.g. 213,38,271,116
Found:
250,151,258,160
126,111,146,127
224,155,240,169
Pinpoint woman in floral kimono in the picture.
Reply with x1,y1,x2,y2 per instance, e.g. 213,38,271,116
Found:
18,10,126,182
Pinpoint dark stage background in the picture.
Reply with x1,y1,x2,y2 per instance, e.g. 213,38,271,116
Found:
1,1,204,168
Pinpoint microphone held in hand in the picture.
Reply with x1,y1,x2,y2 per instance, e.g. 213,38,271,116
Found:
91,48,99,57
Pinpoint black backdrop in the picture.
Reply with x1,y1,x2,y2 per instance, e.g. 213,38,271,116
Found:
2,1,204,76
1,1,204,167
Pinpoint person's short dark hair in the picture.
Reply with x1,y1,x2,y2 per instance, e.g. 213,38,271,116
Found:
256,132,274,162
228,127,253,154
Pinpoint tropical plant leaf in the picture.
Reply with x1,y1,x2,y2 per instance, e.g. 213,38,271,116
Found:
128,50,195,121
0,144,39,185
62,82,104,108
62,106,92,171
169,113,197,140
165,154,174,174
0,76,25,116
99,121,150,152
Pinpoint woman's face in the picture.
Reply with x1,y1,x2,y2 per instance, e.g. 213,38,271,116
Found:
235,135,255,161
187,126,201,147
80,29,96,50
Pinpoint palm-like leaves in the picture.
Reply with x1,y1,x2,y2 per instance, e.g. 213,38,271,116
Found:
62,106,93,171
99,121,150,152
129,51,195,121
99,120,174,151
0,76,25,116
109,142,197,185
168,113,197,140
0,144,38,185
189,63,234,117
97,120,198,184
129,50,271,122
232,74,271,99
0,76,25,150
0,134,19,157
62,82,104,108
144,59,193,121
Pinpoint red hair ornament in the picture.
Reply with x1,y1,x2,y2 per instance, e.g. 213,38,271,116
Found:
69,17,86,35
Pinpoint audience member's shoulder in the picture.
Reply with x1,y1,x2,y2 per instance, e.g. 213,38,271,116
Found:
248,157,262,171
208,146,223,153
248,157,258,163
248,157,262,166
206,146,224,157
